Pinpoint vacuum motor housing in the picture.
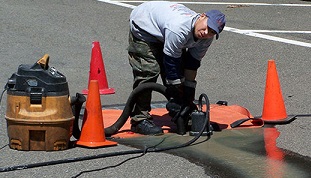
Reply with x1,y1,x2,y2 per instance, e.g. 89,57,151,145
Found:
5,55,74,151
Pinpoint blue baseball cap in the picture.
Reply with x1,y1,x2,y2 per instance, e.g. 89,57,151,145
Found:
205,10,226,39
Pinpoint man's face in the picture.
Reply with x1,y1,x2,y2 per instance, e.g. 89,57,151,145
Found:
194,14,216,39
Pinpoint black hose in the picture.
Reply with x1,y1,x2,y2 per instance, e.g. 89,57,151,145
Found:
71,93,86,140
104,82,169,136
71,82,168,138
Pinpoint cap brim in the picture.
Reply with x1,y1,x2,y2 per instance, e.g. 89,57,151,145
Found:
207,19,220,40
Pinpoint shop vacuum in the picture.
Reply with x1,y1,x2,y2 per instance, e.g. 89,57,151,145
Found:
4,54,84,151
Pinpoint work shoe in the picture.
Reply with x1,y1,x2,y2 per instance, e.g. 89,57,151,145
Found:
131,119,163,135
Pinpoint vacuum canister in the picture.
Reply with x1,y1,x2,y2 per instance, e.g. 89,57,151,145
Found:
5,54,74,151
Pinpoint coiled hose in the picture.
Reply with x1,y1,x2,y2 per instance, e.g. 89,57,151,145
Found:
105,82,169,136
72,82,169,138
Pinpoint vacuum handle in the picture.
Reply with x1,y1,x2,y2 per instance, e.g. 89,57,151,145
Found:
36,54,50,70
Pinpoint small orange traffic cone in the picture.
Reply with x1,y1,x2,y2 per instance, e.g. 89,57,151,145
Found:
77,80,117,148
82,41,115,95
261,60,287,121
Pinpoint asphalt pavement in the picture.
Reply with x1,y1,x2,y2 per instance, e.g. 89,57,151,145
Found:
0,0,310,177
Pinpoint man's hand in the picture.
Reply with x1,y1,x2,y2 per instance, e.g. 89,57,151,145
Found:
166,84,183,117
166,98,182,117
166,80,197,117
171,103,198,135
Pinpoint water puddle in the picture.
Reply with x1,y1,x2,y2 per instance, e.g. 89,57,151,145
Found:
115,127,311,177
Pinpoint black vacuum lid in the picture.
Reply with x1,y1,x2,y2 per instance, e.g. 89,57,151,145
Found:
6,54,69,96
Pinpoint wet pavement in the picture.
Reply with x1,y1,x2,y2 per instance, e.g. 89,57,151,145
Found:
103,105,311,178
116,127,311,178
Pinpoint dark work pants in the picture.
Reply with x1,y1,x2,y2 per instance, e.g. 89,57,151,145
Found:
127,32,166,121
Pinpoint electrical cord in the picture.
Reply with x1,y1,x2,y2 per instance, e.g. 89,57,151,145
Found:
71,140,166,178
0,88,8,150
0,88,7,112
0,144,8,150
72,148,147,178
72,137,168,177
0,124,210,173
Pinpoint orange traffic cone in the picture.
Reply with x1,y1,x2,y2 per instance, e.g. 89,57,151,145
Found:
82,41,115,95
77,80,117,148
261,60,287,121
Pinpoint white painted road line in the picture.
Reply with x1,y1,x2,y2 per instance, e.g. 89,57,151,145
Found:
225,27,311,48
98,0,136,9
119,1,311,7
238,30,311,34
98,0,311,48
